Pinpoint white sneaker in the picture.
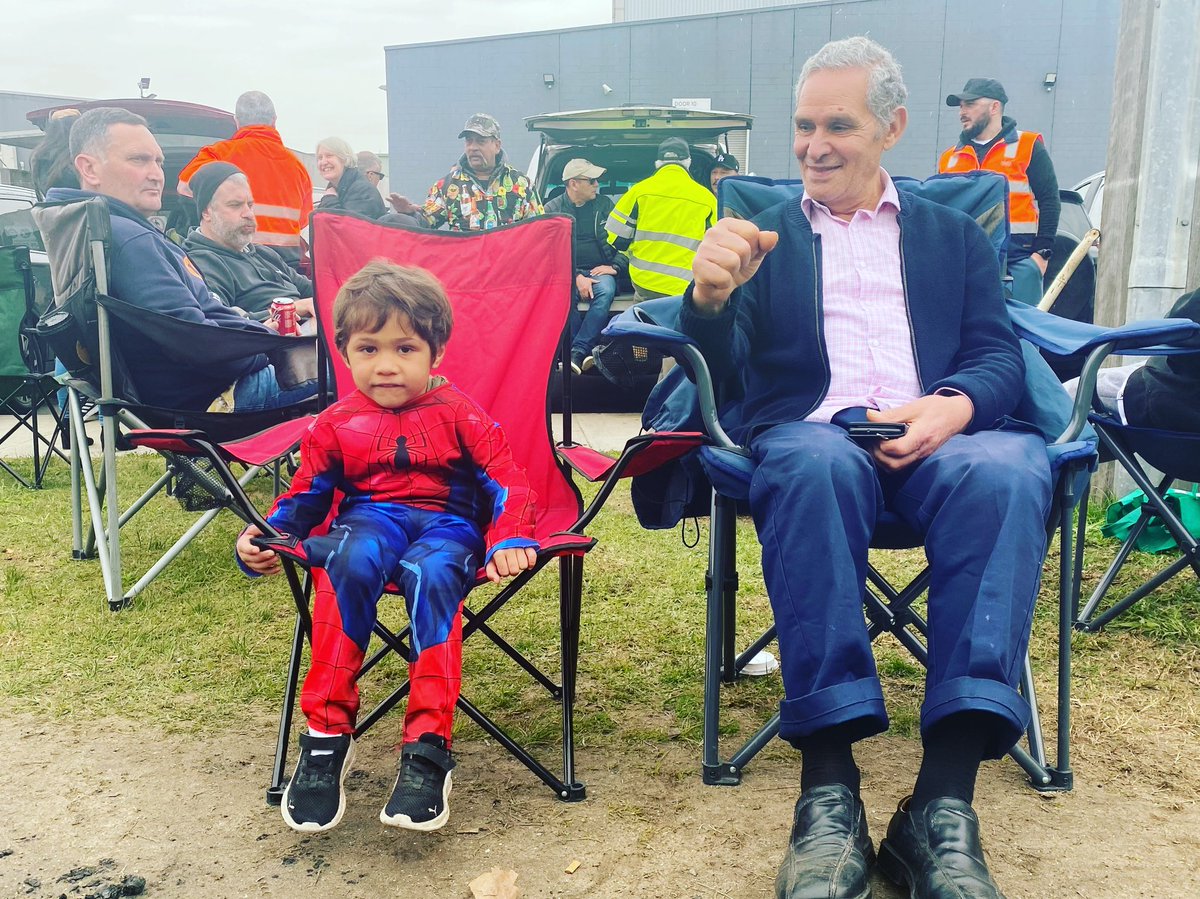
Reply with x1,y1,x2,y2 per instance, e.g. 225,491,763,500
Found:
742,649,779,677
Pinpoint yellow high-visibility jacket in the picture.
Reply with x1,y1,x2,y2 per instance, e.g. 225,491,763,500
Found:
605,164,717,295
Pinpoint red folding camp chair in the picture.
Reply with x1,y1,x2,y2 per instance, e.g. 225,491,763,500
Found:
137,211,597,801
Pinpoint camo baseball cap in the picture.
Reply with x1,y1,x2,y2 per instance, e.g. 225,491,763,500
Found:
458,113,501,139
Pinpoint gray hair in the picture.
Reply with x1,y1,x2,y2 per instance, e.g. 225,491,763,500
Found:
68,107,149,159
234,91,276,127
203,172,251,212
795,36,908,131
357,150,383,174
655,157,691,172
317,136,356,168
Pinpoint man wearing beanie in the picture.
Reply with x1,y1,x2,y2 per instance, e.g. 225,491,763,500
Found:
184,161,315,323
606,136,717,298
46,108,317,412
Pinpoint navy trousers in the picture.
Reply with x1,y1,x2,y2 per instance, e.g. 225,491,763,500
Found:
747,422,1053,759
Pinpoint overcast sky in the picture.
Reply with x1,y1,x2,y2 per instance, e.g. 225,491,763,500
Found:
1,0,613,154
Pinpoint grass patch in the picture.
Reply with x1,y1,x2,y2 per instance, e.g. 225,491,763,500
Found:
2,453,1199,776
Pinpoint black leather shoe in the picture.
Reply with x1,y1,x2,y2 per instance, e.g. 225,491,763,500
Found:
775,784,874,899
877,796,1005,898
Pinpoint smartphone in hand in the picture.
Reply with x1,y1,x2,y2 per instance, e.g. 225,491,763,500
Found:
846,421,908,441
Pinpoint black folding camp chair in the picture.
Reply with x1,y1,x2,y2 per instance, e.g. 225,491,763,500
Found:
0,244,67,488
1071,326,1200,631
32,197,318,609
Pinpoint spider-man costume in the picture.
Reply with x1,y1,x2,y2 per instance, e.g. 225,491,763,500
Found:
254,380,538,743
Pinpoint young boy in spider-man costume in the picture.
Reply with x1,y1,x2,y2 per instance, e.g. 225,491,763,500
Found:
237,261,538,835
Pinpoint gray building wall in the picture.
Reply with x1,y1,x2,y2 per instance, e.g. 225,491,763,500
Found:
618,0,843,20
384,0,1118,201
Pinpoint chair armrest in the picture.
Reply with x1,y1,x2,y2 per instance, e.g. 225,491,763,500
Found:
600,315,744,454
1007,300,1200,357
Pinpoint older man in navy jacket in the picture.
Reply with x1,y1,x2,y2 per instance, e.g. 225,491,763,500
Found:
682,37,1051,899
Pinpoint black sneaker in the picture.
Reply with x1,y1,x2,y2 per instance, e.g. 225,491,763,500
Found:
281,732,355,833
380,733,455,831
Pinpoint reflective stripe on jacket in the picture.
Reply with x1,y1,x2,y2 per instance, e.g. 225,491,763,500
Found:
938,129,1041,234
606,164,717,295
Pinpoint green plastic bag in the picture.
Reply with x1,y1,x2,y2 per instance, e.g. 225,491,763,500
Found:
1101,485,1200,554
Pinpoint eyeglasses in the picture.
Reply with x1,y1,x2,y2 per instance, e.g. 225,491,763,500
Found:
572,177,599,185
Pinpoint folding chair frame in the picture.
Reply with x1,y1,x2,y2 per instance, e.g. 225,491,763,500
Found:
34,198,314,610
591,304,1153,794
0,244,69,488
1074,425,1200,632
214,211,595,803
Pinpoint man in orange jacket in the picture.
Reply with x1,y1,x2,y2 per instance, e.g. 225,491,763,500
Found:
179,91,313,269
939,78,1060,305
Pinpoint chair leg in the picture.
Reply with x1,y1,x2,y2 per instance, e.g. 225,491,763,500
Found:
557,553,586,800
267,614,307,806
703,492,742,785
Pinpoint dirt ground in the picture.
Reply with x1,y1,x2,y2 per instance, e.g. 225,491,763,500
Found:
1,708,1197,899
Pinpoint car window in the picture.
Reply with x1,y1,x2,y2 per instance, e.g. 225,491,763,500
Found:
1089,182,1104,229
0,207,45,253
538,146,716,204
0,196,34,216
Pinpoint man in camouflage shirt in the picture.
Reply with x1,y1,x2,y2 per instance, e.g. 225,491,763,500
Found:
387,113,542,231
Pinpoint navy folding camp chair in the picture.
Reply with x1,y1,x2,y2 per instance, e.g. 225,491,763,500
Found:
32,197,318,609
134,211,597,801
597,172,1200,793
591,172,1102,793
0,243,67,488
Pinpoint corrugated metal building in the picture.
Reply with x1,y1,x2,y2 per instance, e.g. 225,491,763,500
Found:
383,0,1118,201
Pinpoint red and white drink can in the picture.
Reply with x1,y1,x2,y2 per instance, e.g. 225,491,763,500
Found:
270,298,299,336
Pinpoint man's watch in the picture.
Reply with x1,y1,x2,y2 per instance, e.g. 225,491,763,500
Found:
1034,248,1054,261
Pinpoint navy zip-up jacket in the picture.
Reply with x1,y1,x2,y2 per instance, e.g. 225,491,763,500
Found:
46,188,271,410
679,188,1024,441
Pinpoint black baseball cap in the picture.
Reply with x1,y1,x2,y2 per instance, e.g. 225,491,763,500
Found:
712,151,739,172
657,137,690,162
945,78,1008,106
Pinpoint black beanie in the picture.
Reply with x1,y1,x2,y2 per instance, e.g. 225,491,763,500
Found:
190,161,243,215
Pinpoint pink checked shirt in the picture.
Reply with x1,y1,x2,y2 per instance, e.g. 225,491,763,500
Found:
802,170,923,424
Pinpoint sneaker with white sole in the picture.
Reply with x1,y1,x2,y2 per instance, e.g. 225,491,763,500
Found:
282,732,355,833
380,733,455,831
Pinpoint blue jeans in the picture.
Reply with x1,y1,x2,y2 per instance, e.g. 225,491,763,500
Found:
570,271,617,359
1007,255,1045,306
232,364,318,412
747,422,1053,757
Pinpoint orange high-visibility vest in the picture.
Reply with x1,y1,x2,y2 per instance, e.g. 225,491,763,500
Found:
938,130,1041,236
180,126,313,250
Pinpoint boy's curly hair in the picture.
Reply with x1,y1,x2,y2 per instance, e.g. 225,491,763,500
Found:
332,261,453,355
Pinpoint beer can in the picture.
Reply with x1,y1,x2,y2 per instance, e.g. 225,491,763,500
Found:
270,298,299,336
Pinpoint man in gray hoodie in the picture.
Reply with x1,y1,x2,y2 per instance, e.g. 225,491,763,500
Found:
183,161,314,324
